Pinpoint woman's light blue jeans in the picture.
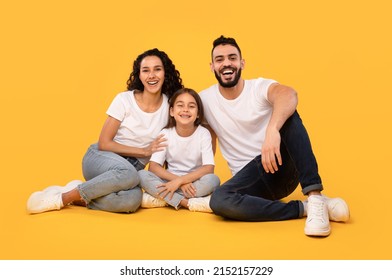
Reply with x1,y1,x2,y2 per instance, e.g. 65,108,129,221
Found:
79,143,144,213
138,169,220,209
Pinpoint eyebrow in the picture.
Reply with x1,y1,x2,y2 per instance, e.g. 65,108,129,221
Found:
175,100,197,105
214,53,238,60
141,65,163,69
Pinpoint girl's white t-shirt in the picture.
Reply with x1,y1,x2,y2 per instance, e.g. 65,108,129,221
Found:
106,90,169,165
199,78,277,175
150,126,215,176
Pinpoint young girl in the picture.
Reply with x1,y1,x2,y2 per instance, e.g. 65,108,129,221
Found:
27,48,183,214
138,88,220,212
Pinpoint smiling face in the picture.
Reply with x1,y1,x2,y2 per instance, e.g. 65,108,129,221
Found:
210,44,245,88
139,55,165,94
169,92,199,128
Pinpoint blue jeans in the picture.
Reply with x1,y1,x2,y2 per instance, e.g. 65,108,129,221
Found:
210,111,323,221
79,143,144,213
139,170,220,209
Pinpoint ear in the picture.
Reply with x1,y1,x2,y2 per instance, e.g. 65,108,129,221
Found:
240,58,245,70
169,107,174,117
210,62,214,72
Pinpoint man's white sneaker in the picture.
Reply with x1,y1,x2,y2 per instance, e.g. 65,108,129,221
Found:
188,195,212,213
26,191,63,214
44,180,84,194
324,196,350,222
303,195,350,222
304,195,331,237
141,192,167,208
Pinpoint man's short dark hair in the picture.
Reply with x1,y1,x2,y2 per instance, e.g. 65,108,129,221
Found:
211,35,242,58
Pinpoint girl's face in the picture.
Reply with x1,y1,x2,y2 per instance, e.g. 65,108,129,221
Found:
170,92,199,127
139,55,165,94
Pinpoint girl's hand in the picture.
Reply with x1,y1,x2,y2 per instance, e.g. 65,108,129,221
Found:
180,183,196,198
157,178,182,200
143,134,167,157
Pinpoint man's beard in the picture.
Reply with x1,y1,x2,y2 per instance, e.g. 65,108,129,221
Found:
214,68,242,88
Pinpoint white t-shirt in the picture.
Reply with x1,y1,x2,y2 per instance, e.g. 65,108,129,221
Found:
199,78,277,175
150,126,215,176
106,90,169,165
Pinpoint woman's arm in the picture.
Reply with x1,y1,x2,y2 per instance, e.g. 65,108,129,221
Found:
98,116,166,158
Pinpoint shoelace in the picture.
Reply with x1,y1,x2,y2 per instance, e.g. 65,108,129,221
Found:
308,199,326,222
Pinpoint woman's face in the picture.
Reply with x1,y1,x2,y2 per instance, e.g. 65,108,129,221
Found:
139,55,165,94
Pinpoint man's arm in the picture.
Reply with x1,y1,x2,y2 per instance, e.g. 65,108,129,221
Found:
262,83,298,173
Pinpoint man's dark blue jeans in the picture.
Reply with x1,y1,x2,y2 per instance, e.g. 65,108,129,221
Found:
210,111,323,221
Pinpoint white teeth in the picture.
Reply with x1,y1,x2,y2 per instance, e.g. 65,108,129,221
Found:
148,81,158,85
223,70,234,75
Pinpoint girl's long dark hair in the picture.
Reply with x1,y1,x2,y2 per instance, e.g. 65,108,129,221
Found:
126,48,183,100
166,88,205,129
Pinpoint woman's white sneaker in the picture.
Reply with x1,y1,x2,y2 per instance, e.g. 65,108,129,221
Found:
26,191,63,214
43,180,84,194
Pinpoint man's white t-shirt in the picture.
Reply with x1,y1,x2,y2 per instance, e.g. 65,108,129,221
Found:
199,78,277,175
150,125,215,176
106,90,169,165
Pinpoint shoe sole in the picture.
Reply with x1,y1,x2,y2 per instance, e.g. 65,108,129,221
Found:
305,227,331,237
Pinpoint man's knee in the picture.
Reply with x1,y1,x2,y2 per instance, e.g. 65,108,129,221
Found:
210,187,229,213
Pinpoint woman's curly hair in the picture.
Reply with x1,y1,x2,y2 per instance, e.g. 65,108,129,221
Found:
126,48,183,100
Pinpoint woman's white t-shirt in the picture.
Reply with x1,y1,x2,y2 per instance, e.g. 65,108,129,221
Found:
106,90,169,165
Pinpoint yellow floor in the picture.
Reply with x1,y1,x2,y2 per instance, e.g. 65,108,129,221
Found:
1,172,389,260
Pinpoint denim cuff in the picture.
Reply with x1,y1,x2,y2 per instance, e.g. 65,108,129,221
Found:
297,200,305,218
302,183,323,195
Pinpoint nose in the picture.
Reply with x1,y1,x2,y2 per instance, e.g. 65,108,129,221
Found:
222,57,232,66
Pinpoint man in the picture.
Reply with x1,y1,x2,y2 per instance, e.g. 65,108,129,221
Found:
199,35,349,237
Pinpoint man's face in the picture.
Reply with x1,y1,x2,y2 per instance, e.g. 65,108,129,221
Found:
210,44,244,88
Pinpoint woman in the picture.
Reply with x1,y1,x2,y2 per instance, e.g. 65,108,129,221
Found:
27,48,183,214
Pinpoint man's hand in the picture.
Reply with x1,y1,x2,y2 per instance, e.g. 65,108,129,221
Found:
261,127,282,173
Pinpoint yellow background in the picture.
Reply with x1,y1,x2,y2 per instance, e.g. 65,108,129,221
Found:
1,0,391,259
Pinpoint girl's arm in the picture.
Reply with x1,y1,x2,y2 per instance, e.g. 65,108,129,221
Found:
151,162,214,200
176,164,214,185
149,161,178,181
98,116,166,158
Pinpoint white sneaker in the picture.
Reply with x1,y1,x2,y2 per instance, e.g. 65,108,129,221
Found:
324,196,350,222
188,195,212,213
141,192,167,208
26,191,63,214
44,180,83,194
303,195,350,222
304,195,331,237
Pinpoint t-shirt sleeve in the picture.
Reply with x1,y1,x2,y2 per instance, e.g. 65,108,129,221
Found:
106,93,127,121
200,128,215,166
256,78,278,103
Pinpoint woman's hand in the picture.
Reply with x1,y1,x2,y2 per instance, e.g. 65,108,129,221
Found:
143,134,167,157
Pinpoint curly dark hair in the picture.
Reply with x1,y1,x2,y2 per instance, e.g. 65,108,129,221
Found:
126,48,183,100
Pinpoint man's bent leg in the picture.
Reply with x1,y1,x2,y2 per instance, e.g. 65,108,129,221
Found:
210,156,303,221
